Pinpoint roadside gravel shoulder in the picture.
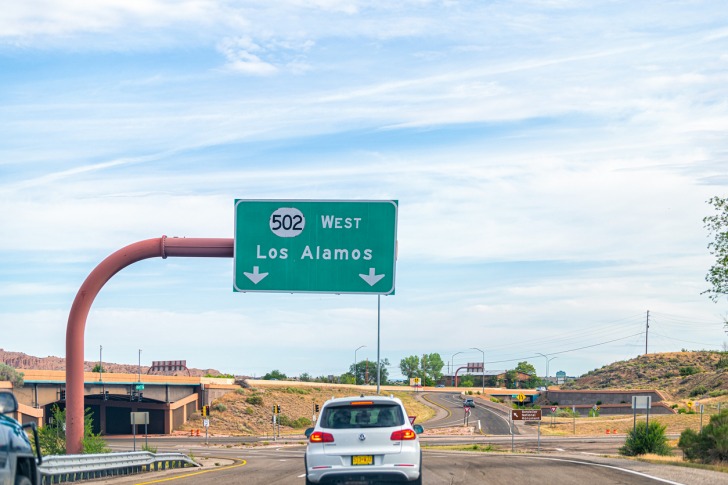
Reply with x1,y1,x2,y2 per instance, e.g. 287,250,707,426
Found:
549,453,726,485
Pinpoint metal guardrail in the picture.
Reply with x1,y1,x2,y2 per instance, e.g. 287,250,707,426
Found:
39,451,200,484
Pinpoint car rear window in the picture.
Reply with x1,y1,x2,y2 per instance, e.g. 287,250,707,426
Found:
320,403,405,429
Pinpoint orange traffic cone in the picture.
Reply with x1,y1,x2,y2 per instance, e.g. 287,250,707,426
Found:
189,429,193,437
196,429,200,437
606,429,610,434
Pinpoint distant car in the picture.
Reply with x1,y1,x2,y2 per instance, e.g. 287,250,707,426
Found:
304,395,423,485
435,384,445,388
463,398,475,407
537,386,547,391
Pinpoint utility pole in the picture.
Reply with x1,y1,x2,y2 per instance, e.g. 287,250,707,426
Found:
645,310,650,355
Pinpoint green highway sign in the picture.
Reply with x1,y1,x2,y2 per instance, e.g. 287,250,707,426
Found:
234,200,397,294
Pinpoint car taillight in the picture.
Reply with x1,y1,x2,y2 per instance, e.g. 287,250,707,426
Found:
390,429,416,441
309,431,335,443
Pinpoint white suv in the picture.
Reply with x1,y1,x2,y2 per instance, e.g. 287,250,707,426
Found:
304,395,423,484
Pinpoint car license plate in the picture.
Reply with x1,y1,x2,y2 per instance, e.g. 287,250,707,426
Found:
351,455,373,466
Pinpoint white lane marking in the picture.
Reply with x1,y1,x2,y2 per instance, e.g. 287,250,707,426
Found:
298,474,306,478
503,455,687,485
554,448,565,451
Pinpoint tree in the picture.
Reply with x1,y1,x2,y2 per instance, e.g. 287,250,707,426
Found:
0,363,23,387
299,372,312,382
459,376,474,388
338,373,355,385
399,356,420,379
350,359,390,385
515,361,536,376
262,369,287,380
514,361,542,387
504,369,519,389
421,353,445,386
91,364,105,374
703,196,728,304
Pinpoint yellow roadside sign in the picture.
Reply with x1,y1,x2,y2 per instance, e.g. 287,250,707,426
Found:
517,393,526,402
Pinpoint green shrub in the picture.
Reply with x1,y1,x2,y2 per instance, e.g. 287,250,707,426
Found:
212,402,227,412
678,409,728,463
680,366,700,376
37,405,110,455
619,421,671,456
281,387,310,395
556,408,578,418
235,388,246,395
292,417,313,428
690,385,708,397
142,443,158,453
244,407,254,415
277,414,293,426
0,363,23,387
246,395,263,405
278,415,311,428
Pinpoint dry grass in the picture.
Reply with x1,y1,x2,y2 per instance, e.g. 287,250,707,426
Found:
539,413,711,436
181,385,435,437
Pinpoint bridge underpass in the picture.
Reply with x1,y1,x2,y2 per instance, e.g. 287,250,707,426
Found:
12,370,236,435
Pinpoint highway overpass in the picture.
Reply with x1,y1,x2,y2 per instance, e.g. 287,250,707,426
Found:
9,370,237,435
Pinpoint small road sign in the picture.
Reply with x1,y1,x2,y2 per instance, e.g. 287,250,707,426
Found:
234,200,398,294
517,393,526,403
512,409,542,421
550,406,557,413
203,419,210,428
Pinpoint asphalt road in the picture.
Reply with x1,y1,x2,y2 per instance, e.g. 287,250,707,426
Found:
86,445,725,485
421,392,513,435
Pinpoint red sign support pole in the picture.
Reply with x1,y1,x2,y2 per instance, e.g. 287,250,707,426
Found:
65,236,233,454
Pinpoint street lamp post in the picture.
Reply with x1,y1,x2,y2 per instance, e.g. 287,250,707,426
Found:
354,345,366,385
471,347,485,394
138,349,142,382
99,345,103,382
451,351,464,387
536,353,558,388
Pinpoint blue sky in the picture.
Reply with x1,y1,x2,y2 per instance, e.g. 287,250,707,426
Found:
1,1,727,381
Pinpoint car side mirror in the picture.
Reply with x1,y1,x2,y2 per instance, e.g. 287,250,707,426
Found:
413,424,424,434
0,392,18,414
304,427,314,438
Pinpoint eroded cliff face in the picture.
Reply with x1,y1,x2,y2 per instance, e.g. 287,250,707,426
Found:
0,348,220,377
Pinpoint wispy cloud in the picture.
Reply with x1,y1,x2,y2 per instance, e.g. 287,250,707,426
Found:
1,1,726,378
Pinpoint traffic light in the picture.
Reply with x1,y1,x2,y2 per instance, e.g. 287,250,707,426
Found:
103,390,109,401
273,404,280,414
315,404,320,413
60,390,66,401
277,405,282,414
138,392,143,402
201,405,208,417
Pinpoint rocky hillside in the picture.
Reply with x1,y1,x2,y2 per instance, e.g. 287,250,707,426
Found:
562,351,728,399
0,349,221,377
